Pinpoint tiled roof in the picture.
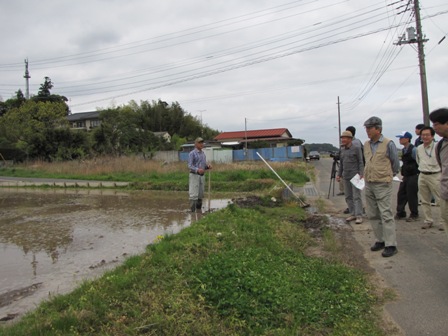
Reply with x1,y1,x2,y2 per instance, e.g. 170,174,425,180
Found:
67,111,100,122
214,128,292,141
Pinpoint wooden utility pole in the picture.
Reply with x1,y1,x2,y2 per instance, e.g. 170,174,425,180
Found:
244,118,248,159
414,0,430,125
337,96,341,142
395,0,429,125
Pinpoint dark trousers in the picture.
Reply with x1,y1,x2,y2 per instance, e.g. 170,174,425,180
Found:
396,174,419,218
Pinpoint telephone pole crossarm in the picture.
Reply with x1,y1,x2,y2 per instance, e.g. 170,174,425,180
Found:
393,0,430,125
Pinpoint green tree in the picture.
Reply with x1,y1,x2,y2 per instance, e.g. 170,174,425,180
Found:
31,77,70,115
0,89,27,117
0,100,72,160
91,107,153,156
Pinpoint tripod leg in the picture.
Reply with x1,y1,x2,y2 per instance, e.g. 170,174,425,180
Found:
328,160,338,198
327,177,334,199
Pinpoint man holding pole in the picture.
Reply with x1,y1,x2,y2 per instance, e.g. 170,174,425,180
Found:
188,137,212,213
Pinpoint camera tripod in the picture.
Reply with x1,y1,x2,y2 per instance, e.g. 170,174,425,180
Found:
327,158,339,199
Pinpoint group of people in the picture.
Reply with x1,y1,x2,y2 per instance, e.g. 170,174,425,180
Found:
187,108,448,259
337,108,448,258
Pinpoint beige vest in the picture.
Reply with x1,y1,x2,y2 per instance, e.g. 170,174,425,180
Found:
364,138,393,182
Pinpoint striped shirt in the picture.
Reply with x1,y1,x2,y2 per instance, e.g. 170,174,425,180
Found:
188,148,207,174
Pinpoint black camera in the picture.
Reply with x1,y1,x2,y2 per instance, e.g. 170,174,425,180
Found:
330,152,340,161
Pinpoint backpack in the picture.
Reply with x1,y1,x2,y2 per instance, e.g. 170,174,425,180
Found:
436,138,445,167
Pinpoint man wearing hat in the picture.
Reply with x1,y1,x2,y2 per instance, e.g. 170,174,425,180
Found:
336,130,364,224
363,116,400,257
188,137,212,212
395,131,419,222
429,107,448,235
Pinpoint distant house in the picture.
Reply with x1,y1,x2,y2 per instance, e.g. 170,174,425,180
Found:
67,111,100,131
214,128,295,148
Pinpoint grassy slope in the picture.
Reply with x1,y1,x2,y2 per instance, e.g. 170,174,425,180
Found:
1,201,384,336
0,159,311,192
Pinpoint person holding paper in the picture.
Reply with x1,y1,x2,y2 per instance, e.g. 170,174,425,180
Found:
363,116,400,257
337,130,365,224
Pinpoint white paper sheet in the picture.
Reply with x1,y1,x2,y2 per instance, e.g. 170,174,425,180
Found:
393,176,403,182
350,174,365,190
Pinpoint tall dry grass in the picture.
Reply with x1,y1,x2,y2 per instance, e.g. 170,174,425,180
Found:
21,156,312,176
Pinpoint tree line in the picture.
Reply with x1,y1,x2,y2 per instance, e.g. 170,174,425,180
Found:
0,77,219,162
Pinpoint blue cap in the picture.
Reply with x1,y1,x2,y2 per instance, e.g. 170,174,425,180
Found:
396,131,412,139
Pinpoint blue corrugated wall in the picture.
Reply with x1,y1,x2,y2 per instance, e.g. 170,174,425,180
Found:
179,146,303,162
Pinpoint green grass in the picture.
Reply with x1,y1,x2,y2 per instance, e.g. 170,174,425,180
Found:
0,201,384,336
0,166,309,192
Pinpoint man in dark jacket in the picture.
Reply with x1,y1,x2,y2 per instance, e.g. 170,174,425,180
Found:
395,131,419,221
414,123,425,147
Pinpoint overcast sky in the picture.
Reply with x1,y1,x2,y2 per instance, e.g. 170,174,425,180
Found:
1,0,447,146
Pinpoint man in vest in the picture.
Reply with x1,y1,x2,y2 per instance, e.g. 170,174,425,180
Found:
395,131,419,222
363,116,400,257
429,108,448,235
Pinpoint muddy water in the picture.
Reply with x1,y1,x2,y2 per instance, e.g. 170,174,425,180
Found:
0,188,229,320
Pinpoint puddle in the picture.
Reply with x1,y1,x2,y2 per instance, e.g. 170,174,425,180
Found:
303,213,352,236
0,188,230,320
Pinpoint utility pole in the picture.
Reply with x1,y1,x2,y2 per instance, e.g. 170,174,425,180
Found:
395,0,430,125
244,117,248,159
24,58,31,99
337,96,341,143
197,109,206,136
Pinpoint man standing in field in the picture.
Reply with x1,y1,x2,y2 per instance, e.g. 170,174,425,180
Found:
363,116,400,257
188,137,212,213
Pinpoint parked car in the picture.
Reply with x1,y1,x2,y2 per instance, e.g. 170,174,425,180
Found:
308,151,320,160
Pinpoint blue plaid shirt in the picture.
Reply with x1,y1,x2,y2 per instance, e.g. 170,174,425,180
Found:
188,148,207,173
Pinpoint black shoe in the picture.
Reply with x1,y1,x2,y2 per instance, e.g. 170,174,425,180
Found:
343,208,350,214
196,199,203,209
382,246,398,257
405,216,418,222
394,214,406,220
337,192,345,196
370,241,385,251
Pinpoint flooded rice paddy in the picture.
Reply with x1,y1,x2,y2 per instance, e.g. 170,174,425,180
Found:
0,188,230,321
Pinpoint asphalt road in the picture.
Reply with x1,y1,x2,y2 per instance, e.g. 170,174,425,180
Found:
312,158,448,336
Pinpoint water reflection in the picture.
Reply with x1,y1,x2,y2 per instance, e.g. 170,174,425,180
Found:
0,188,230,318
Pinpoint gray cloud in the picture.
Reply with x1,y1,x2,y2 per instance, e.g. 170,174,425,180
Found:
1,0,447,146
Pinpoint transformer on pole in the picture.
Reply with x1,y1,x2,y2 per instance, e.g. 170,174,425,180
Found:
394,0,430,125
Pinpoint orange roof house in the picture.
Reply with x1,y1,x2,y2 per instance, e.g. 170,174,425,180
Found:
214,128,294,147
